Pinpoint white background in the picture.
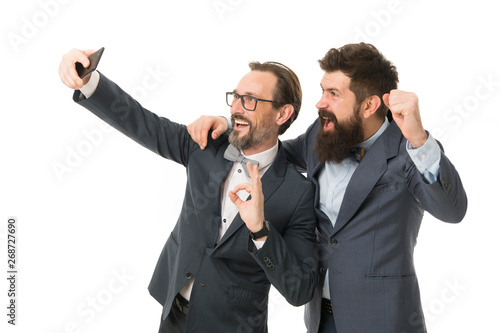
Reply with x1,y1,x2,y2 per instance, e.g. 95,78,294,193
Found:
1,0,499,332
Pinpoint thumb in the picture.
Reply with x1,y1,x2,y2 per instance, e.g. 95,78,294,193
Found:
81,49,95,67
382,93,391,108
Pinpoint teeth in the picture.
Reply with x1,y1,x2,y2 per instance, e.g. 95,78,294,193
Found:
235,119,249,126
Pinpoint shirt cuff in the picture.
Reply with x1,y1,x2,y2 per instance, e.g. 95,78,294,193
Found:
406,133,441,183
252,239,265,250
79,71,100,98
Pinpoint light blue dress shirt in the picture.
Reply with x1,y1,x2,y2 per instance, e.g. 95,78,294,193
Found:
321,117,441,298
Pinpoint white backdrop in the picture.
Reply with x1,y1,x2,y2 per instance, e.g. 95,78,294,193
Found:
1,0,498,332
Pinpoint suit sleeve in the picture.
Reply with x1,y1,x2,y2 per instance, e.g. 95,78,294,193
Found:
405,142,467,223
282,121,319,173
249,184,319,306
73,72,196,166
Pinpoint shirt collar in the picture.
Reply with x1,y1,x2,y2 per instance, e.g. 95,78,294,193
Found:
242,140,279,170
358,117,390,152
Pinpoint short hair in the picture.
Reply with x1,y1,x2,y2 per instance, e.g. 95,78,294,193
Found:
248,61,302,135
318,43,399,119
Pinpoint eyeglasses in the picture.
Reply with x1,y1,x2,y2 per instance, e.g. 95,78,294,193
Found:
226,92,275,111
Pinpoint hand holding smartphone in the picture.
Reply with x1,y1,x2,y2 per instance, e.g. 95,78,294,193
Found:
75,47,105,78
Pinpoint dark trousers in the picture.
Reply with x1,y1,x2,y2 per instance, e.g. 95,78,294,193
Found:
317,301,337,333
158,297,187,333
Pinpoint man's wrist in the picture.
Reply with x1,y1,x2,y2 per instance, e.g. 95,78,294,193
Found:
249,220,270,240
408,131,428,149
79,71,100,98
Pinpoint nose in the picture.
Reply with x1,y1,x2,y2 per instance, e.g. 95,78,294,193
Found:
316,93,328,110
230,97,245,115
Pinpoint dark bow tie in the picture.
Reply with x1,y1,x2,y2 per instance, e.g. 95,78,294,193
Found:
348,147,365,163
223,144,259,177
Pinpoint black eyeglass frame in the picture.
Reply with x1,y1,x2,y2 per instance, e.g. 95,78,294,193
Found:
226,92,276,111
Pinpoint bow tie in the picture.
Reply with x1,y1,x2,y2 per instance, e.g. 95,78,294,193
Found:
223,144,260,177
348,147,365,163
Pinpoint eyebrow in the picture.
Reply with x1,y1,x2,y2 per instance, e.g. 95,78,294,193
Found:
319,83,341,94
320,84,341,95
233,89,264,98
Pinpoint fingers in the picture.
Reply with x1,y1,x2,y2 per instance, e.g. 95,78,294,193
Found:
246,162,261,190
58,48,93,90
211,116,229,139
187,116,229,150
384,90,419,118
229,164,260,202
187,116,209,149
229,183,252,206
230,183,253,194
83,49,95,57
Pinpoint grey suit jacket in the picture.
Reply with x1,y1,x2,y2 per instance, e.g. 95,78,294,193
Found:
73,73,319,333
284,119,467,333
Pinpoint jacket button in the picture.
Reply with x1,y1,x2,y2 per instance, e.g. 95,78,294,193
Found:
442,178,452,191
330,238,338,246
319,267,326,274
185,272,193,279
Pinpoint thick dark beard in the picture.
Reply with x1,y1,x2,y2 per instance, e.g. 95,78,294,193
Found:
314,108,365,163
228,115,274,151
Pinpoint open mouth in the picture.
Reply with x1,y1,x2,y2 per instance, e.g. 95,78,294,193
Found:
233,118,251,130
323,116,334,131
318,110,336,131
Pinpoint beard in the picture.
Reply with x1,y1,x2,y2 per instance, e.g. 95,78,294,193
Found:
228,115,274,151
314,107,365,164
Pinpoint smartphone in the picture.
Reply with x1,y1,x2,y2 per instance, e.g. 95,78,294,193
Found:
76,47,105,79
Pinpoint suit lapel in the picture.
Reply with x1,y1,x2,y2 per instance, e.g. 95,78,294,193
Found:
208,142,233,240
311,163,335,235
332,122,402,235
216,142,286,247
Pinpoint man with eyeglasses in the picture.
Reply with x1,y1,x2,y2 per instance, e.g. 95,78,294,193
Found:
58,48,318,332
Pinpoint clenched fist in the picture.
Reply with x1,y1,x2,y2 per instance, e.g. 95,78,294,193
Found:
383,90,428,148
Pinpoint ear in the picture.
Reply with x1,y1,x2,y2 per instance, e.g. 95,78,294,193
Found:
361,95,381,119
275,104,294,126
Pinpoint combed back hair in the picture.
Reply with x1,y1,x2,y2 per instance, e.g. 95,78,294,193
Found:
318,43,399,120
249,61,302,135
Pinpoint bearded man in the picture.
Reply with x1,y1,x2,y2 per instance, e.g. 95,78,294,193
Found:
59,49,319,333
187,42,467,333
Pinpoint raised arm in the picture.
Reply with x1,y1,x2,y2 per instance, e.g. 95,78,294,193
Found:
59,48,198,166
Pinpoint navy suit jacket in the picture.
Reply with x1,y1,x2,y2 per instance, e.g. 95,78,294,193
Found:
283,119,467,333
73,73,319,333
